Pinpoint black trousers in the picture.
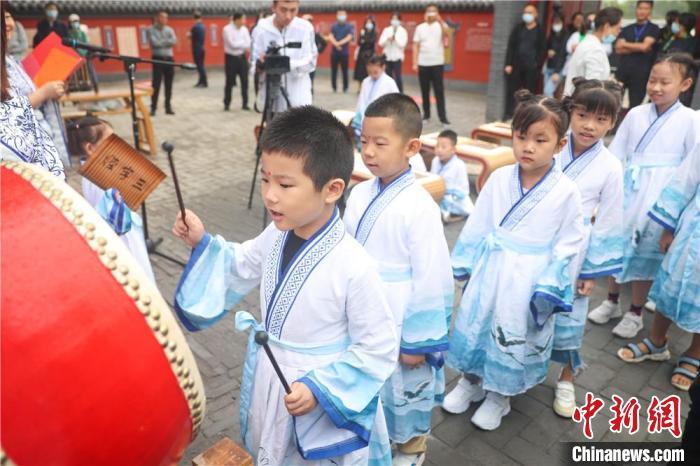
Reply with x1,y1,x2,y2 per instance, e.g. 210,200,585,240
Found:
625,75,648,108
386,60,403,93
151,55,174,111
193,48,207,85
224,54,249,108
418,65,447,121
505,66,539,118
331,52,349,91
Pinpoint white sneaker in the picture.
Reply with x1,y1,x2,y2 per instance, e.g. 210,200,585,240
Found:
471,391,510,430
553,381,576,418
645,300,656,312
612,312,644,338
442,376,486,414
393,452,426,466
588,299,622,324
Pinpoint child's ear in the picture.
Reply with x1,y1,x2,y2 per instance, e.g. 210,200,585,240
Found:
680,77,693,93
406,137,422,157
324,178,346,204
556,135,568,153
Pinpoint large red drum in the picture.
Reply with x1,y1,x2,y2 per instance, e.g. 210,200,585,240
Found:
1,161,206,466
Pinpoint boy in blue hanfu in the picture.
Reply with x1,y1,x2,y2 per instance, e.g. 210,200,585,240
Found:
344,93,453,466
443,90,584,430
429,129,475,223
172,106,398,466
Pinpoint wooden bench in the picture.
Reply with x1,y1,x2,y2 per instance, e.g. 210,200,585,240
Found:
350,152,446,203
60,88,156,155
420,132,515,193
470,121,513,146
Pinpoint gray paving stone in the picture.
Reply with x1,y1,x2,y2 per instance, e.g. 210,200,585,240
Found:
503,436,560,466
456,435,521,466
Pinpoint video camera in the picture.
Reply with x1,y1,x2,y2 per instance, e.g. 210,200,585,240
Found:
263,41,302,75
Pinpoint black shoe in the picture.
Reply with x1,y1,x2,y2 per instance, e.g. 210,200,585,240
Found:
423,115,431,121
150,109,156,117
165,108,175,115
242,105,250,111
194,83,203,88
440,119,451,125
224,105,230,112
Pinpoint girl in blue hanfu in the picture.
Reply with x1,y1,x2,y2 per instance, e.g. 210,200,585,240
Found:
618,129,700,392
443,90,584,430
550,78,625,418
67,116,156,284
589,52,698,339
172,106,398,465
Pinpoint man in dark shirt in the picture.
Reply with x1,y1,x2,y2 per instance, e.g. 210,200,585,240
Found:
504,4,545,118
615,1,660,108
326,10,354,93
32,2,68,48
190,10,207,88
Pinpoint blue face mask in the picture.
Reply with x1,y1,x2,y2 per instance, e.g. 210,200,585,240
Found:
46,10,58,20
671,22,680,34
365,23,374,31
603,34,617,44
522,13,535,24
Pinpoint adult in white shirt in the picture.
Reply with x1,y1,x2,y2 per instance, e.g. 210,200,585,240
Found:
564,7,622,96
378,12,408,93
223,12,251,111
412,4,449,125
251,0,317,112
352,55,398,137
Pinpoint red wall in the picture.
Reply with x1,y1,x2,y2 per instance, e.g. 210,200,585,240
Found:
20,10,493,82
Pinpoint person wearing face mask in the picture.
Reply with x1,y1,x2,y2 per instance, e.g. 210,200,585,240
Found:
658,9,680,50
33,1,68,48
67,14,88,57
661,12,697,55
353,17,377,91
564,7,623,97
379,12,407,93
189,10,208,88
327,10,354,93
503,4,546,119
543,12,568,98
413,4,450,125
615,1,661,109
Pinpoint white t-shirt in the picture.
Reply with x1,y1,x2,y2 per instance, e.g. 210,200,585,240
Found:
413,22,444,67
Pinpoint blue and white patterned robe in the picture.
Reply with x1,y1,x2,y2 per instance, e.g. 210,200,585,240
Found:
648,138,700,333
551,137,624,373
609,101,697,282
175,210,397,465
344,169,453,444
449,163,584,396
430,154,475,217
5,54,71,168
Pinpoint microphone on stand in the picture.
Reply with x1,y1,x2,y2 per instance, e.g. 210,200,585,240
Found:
61,37,112,54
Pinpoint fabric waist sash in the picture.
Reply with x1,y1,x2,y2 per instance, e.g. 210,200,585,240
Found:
625,152,684,191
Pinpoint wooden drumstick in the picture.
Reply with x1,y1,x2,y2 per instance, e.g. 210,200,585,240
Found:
254,330,291,394
162,141,188,229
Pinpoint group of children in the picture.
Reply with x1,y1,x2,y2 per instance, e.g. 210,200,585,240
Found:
166,50,698,466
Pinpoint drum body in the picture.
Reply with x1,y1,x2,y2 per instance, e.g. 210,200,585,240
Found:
1,161,205,466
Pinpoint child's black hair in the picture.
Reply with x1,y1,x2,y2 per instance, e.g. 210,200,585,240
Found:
511,90,570,140
364,93,422,141
367,54,386,66
259,105,353,192
565,77,623,124
67,116,112,158
438,129,458,146
654,52,697,81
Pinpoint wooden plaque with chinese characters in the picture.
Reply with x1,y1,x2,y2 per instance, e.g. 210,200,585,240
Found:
79,134,165,210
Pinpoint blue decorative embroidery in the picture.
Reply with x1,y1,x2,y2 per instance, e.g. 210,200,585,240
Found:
634,101,682,154
560,137,602,180
264,210,345,338
354,168,414,245
501,164,561,231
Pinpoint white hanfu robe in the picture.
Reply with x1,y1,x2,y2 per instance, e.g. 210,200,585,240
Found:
344,169,453,444
449,163,584,396
81,178,156,284
351,72,399,137
430,154,475,217
551,138,624,373
250,15,317,112
609,101,698,282
175,210,397,466
648,142,700,332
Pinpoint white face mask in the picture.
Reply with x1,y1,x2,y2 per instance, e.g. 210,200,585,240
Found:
365,23,373,31
552,23,563,33
337,14,346,23
390,18,400,27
